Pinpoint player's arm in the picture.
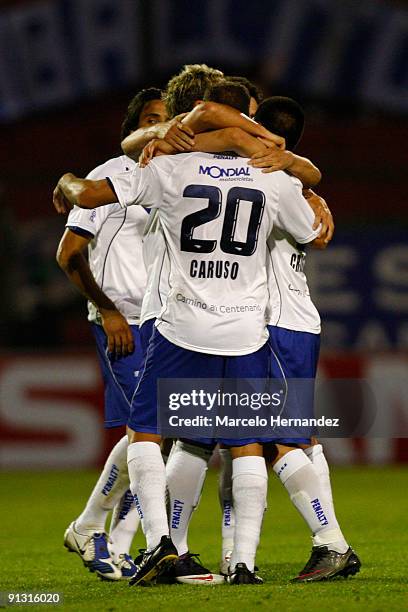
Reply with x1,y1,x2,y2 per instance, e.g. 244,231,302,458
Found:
303,189,334,247
181,102,286,149
53,173,116,213
275,174,330,247
182,102,321,187
249,149,321,188
56,228,134,354
195,128,322,188
54,165,161,214
139,128,269,167
122,116,195,160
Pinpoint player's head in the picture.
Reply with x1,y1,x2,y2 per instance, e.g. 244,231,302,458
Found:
226,76,263,117
255,96,305,151
121,88,167,140
164,63,224,118
204,80,250,115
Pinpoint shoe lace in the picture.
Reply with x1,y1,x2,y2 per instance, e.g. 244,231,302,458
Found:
117,554,133,568
83,532,110,559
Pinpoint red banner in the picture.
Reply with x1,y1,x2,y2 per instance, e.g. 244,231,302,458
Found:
0,352,407,469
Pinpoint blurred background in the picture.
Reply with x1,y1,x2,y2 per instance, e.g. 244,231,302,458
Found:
0,0,407,469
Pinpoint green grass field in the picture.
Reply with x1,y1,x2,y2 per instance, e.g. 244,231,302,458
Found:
2,467,407,611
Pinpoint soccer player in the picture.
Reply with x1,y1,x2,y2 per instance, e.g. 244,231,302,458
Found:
52,91,324,588
255,97,361,582
176,93,359,582
226,75,263,117
56,88,168,581
138,81,325,583
143,87,360,582
125,67,283,586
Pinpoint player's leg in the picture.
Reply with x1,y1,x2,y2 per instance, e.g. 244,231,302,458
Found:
64,323,144,580
108,318,157,566
268,326,359,581
272,443,360,581
218,445,235,574
127,426,178,587
223,343,271,585
109,489,140,577
164,439,224,584
127,328,221,585
301,440,361,580
64,435,129,580
162,348,226,584
226,442,267,585
166,440,212,556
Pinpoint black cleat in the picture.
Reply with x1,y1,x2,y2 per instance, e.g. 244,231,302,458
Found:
129,536,178,586
291,546,361,583
227,563,264,585
157,552,224,585
337,549,361,578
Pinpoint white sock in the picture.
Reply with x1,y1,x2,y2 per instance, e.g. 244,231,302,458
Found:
218,448,235,556
109,489,140,561
76,435,129,535
127,441,168,551
230,456,267,573
273,449,348,553
166,441,208,555
304,444,348,551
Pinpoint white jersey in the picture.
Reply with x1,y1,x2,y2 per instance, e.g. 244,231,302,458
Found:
267,178,321,334
140,209,170,326
66,155,148,325
110,152,318,355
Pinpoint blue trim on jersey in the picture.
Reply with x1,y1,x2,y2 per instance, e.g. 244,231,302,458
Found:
268,325,320,445
92,323,145,428
106,177,118,201
67,225,95,239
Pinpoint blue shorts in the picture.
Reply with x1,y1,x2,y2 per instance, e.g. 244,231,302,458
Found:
139,318,156,355
268,325,320,445
92,323,146,428
128,327,272,446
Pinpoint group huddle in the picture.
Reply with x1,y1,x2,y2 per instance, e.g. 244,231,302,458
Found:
54,64,360,586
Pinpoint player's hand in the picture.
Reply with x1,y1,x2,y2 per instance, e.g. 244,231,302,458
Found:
249,149,294,173
139,139,176,167
304,189,334,245
164,118,195,151
100,309,134,357
53,175,75,214
256,128,286,150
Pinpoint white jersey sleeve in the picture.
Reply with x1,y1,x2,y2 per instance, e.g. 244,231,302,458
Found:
267,176,321,334
140,211,171,326
275,174,320,244
67,164,125,237
66,155,148,325
109,162,165,210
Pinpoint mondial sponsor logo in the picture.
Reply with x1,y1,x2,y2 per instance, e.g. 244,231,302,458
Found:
199,165,250,179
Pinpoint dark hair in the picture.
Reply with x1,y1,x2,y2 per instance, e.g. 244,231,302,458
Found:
226,76,263,104
120,87,163,140
204,81,250,115
255,96,305,151
164,64,224,118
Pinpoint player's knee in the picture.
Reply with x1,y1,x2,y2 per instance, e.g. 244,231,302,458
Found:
126,426,161,445
177,439,215,462
230,442,263,459
273,443,298,463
